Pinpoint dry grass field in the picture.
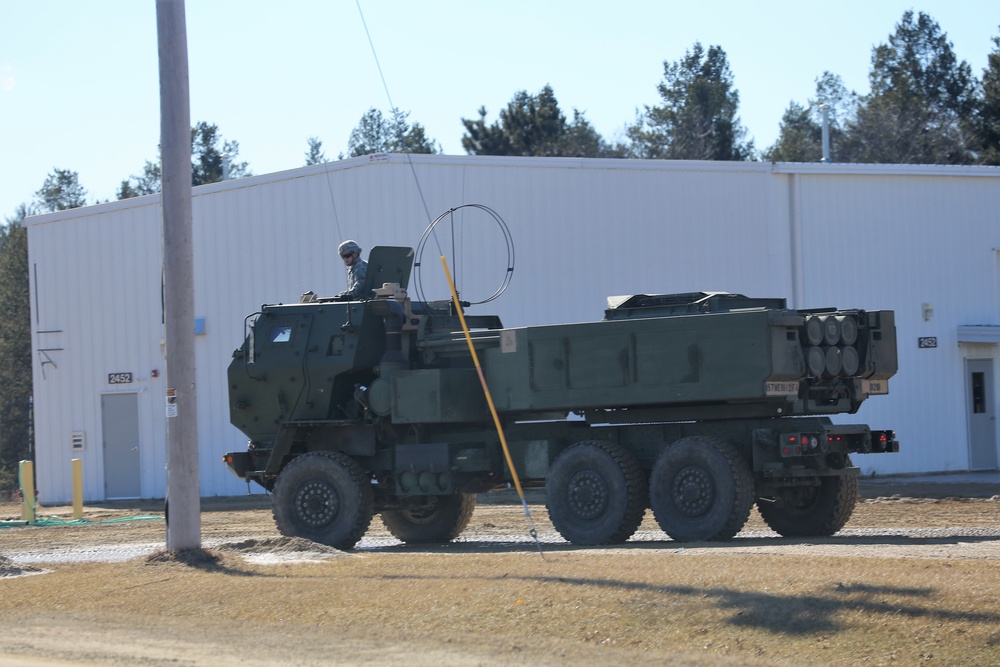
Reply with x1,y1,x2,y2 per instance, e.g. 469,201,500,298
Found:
1,487,998,666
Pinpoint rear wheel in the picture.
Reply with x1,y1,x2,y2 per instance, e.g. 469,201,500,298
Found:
649,437,754,542
757,472,858,537
545,440,647,545
381,493,476,544
271,451,374,550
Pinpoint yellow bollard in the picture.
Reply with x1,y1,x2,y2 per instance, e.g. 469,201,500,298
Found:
72,458,84,520
18,460,36,523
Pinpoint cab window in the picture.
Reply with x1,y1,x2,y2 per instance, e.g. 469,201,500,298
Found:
270,325,293,344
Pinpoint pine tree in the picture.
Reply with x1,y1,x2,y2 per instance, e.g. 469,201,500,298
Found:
629,43,754,160
843,11,976,164
976,30,1000,165
0,218,31,490
461,85,616,157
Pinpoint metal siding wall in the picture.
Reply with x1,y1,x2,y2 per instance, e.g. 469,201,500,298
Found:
796,173,1000,474
29,221,71,501
29,200,165,502
402,161,791,330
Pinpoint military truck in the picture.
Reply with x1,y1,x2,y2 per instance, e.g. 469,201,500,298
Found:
224,245,898,549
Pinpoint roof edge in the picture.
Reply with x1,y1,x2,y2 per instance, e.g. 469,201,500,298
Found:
24,154,1000,226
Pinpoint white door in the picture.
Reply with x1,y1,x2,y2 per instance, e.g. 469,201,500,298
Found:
966,359,998,470
102,393,142,498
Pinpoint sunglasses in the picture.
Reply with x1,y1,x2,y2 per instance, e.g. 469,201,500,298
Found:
341,253,354,259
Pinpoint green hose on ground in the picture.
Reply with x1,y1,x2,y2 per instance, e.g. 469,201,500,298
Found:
1,514,163,529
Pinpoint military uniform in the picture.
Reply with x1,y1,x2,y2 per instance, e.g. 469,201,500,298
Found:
345,257,367,298
338,240,368,300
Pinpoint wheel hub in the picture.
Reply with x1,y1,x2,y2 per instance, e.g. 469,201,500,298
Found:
672,465,715,517
567,470,608,519
400,499,440,524
295,480,339,527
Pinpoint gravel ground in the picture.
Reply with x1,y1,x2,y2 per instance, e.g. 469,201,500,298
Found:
0,480,997,667
2,474,998,565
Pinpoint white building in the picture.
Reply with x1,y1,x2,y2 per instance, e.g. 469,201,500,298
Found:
25,154,1000,502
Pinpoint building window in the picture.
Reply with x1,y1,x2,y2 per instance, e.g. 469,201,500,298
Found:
971,371,986,414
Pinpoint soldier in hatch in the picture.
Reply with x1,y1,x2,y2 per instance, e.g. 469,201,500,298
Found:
336,240,368,300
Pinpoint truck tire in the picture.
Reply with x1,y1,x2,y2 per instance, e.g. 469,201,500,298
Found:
380,493,476,544
649,436,753,542
545,440,647,545
756,471,858,537
271,451,374,550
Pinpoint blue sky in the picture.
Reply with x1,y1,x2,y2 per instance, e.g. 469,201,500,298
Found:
1,0,996,219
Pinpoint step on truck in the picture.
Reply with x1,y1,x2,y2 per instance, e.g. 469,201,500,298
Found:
224,245,899,549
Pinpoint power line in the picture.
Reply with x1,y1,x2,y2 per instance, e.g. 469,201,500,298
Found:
355,0,398,120
354,0,436,245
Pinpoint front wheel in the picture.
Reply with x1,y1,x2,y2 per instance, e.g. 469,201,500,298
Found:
381,493,476,544
756,472,858,537
545,441,647,545
271,451,374,550
649,437,754,542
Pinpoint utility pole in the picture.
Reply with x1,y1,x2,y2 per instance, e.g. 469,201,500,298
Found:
156,0,201,551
